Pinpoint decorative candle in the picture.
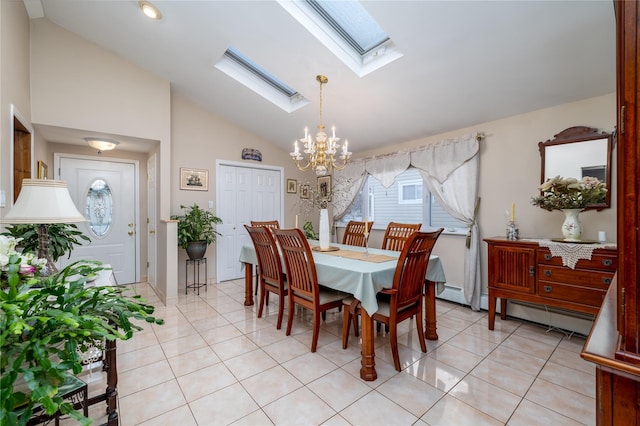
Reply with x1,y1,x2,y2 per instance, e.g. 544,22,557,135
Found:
511,203,515,222
304,127,308,139
295,214,299,229
294,141,299,154
343,140,348,153
332,126,336,139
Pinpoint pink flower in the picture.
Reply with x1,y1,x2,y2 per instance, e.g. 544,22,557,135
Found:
19,264,36,275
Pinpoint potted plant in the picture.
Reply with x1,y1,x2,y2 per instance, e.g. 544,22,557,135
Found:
171,203,223,260
1,223,90,263
0,235,163,425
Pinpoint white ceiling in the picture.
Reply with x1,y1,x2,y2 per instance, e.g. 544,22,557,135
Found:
28,0,616,155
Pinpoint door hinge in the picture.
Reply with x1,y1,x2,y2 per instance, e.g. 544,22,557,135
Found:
621,287,625,317
620,105,625,134
147,261,149,268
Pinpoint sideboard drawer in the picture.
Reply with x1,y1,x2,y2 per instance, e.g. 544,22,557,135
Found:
537,281,607,308
537,265,614,289
537,250,618,272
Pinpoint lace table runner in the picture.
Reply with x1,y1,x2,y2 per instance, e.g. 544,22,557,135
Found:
526,239,617,269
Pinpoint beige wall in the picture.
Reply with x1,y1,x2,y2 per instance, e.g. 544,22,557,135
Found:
170,93,307,281
349,93,615,331
0,1,31,216
28,18,175,302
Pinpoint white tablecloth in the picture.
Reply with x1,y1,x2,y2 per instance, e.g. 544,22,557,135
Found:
239,241,446,314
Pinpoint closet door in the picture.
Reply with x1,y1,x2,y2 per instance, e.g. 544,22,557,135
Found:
216,163,282,282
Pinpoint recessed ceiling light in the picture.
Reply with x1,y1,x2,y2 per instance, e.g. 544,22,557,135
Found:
138,1,162,20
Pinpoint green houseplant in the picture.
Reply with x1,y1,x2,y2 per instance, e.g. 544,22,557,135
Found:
171,204,223,260
0,236,163,425
1,224,90,262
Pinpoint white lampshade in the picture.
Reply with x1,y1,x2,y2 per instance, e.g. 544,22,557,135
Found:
1,179,86,224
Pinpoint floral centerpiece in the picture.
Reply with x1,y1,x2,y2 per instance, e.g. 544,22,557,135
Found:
531,175,607,241
1,235,163,425
531,175,607,211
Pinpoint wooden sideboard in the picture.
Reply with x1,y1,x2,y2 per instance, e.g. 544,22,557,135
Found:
485,237,617,330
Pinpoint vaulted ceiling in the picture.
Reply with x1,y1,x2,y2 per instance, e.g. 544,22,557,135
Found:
26,1,615,154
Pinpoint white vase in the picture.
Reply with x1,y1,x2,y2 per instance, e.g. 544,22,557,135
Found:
561,209,582,241
319,208,330,250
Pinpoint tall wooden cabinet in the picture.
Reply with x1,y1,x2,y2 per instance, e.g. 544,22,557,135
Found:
580,1,640,424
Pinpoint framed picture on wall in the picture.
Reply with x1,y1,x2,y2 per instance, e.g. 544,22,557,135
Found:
286,179,298,194
300,184,310,199
180,168,208,191
317,175,331,202
37,160,48,179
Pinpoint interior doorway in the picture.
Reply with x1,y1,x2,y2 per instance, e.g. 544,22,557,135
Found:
11,105,34,203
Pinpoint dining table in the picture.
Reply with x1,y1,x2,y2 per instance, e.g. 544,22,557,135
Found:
238,240,447,381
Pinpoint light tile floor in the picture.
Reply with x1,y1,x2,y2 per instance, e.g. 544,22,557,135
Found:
70,280,596,425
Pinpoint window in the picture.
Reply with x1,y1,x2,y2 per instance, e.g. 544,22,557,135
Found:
398,180,422,204
341,168,467,233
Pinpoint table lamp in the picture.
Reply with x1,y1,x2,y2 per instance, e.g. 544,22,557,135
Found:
1,179,86,273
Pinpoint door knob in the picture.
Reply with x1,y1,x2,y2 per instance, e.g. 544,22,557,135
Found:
128,223,134,227
128,231,134,236
149,230,156,234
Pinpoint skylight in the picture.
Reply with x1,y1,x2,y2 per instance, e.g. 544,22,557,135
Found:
214,47,307,113
278,0,402,77
306,0,389,55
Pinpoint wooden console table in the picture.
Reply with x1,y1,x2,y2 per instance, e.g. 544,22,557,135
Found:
485,237,617,330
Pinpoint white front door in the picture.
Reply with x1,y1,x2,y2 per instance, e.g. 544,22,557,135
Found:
216,163,282,282
57,155,138,284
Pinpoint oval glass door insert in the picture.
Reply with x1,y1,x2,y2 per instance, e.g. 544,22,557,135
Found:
86,179,113,237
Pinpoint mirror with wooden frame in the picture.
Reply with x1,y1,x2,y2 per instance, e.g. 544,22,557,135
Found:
538,126,613,210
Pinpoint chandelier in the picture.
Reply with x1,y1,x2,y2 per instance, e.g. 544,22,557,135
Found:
290,75,352,176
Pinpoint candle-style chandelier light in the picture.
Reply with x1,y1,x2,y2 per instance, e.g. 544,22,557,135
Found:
290,75,352,176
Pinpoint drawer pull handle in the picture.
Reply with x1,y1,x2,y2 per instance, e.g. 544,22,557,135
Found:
544,285,552,293
544,254,552,261
602,259,613,267
602,277,612,285
544,270,552,277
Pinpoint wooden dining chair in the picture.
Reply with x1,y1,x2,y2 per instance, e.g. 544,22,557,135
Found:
244,225,287,329
249,220,280,295
341,220,374,247
381,222,422,251
273,228,348,352
343,228,443,371
250,220,280,230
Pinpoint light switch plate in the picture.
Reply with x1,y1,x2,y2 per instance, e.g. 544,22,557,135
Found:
208,200,214,209
0,190,5,208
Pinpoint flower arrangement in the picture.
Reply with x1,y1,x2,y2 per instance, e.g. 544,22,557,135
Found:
531,175,607,211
